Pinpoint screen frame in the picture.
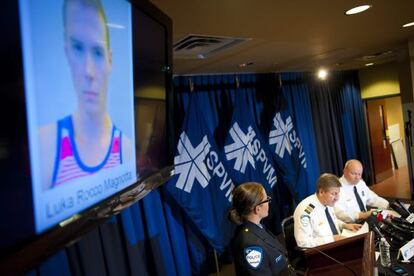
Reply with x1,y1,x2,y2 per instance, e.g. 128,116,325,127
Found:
0,0,172,273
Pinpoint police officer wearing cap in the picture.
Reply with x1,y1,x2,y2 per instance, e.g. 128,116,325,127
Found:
229,182,289,275
293,173,362,248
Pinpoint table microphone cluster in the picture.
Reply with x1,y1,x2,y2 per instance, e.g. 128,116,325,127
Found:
367,200,414,249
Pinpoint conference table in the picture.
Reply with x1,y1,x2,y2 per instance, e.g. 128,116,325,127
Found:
303,200,414,275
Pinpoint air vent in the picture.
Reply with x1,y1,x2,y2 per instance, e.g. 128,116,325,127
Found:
173,34,249,59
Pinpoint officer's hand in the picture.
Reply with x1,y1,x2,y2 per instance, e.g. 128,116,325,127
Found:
343,223,362,232
358,210,372,220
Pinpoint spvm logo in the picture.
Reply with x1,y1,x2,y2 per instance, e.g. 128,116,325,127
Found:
269,112,307,168
224,122,256,173
173,131,235,200
174,132,211,193
225,122,277,188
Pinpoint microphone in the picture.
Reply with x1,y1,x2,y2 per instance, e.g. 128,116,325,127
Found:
377,221,405,242
395,199,410,214
366,215,385,239
390,201,410,218
382,219,414,237
300,246,357,276
366,215,405,248
392,217,414,231
408,203,414,214
377,221,409,248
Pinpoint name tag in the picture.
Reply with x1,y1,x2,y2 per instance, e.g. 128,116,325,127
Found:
275,255,283,263
406,213,414,224
399,238,414,261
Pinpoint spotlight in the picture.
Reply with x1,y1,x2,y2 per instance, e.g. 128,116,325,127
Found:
345,5,371,15
403,22,414,28
317,69,328,80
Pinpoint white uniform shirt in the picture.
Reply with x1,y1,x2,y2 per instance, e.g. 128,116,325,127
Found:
293,194,344,248
334,176,389,222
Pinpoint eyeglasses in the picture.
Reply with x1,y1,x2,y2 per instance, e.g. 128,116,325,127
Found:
257,196,272,206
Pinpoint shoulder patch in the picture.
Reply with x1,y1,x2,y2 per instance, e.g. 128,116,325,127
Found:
304,203,315,214
300,214,310,227
244,246,263,269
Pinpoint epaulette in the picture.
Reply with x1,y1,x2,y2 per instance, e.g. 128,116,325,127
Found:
304,203,315,214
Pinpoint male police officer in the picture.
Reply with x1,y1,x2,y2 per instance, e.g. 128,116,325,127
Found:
334,160,389,223
294,173,361,248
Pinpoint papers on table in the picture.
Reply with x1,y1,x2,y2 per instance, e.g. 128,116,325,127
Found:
341,222,369,237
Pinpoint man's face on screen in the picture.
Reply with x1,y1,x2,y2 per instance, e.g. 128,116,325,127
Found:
64,1,112,115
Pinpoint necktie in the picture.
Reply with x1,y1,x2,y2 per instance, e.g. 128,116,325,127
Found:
325,207,338,235
354,186,366,212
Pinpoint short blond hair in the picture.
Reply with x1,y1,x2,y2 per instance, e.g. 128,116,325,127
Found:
316,173,341,193
63,0,110,48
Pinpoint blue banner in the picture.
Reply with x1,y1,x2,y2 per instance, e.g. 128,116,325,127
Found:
222,89,282,231
166,94,235,252
268,107,309,201
223,90,279,191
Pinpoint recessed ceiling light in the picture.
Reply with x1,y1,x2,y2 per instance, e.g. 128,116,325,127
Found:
365,63,374,66
317,69,328,80
403,22,414,28
345,5,371,15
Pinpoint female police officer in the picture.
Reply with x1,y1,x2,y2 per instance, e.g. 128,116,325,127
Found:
229,182,290,275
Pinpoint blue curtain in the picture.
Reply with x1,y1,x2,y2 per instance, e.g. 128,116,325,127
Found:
338,72,372,182
280,72,320,195
306,70,371,181
28,189,192,276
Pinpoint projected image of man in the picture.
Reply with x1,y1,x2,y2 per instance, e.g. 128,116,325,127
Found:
39,0,133,189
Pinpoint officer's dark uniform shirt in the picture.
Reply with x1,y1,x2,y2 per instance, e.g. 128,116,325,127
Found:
231,221,289,275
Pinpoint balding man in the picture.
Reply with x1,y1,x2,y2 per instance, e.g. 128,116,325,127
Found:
334,159,389,223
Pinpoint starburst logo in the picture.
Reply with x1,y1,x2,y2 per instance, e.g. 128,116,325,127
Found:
174,132,211,193
224,122,256,173
269,113,293,158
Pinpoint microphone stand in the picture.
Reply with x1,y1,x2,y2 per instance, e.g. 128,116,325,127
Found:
404,110,414,200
